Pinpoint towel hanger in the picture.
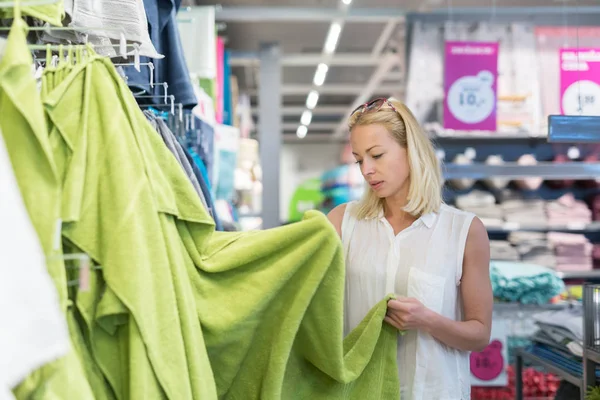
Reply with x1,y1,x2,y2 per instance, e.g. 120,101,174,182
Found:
114,61,154,80
133,82,169,103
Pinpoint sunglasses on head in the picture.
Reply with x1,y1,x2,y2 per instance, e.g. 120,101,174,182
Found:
350,98,398,117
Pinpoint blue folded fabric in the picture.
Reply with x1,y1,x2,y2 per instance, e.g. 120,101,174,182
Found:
491,261,565,304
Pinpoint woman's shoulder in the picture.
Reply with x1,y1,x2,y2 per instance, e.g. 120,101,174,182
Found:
439,203,476,219
326,202,353,237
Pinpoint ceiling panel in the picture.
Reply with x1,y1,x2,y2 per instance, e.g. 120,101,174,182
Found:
222,21,330,53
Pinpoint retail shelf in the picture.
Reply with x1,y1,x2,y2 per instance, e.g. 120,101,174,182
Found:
586,348,600,364
433,132,548,140
516,349,583,388
485,221,600,233
557,270,600,280
493,302,571,311
443,162,600,180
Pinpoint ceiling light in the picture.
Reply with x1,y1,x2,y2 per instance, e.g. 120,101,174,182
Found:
306,90,319,110
324,22,342,54
301,110,313,126
297,125,307,139
313,63,329,86
342,0,352,4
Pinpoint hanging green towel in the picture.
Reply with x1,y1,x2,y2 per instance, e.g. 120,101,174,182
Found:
180,213,401,399
0,0,65,27
37,48,403,399
0,17,94,400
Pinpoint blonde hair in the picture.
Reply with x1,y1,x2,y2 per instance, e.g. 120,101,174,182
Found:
348,98,443,220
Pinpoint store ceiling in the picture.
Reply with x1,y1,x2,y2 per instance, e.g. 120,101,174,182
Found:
190,0,600,141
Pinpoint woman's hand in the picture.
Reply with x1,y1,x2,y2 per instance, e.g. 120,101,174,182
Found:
385,296,434,331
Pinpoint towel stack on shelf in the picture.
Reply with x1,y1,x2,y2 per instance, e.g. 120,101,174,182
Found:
546,194,591,226
502,198,547,226
490,240,520,261
508,232,556,268
455,190,504,227
490,261,565,305
547,232,593,272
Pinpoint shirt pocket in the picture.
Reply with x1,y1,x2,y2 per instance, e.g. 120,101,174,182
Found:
407,267,445,314
407,267,447,400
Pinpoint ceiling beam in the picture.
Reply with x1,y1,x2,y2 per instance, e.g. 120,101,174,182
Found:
214,6,405,23
229,52,388,67
334,54,399,137
247,84,396,96
283,122,337,131
252,106,348,116
371,20,399,57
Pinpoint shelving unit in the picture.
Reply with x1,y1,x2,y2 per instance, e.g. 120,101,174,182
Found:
515,284,600,400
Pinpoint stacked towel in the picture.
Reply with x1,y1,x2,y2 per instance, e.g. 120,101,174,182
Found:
490,261,565,304
508,232,556,268
546,194,591,226
490,240,520,261
547,232,593,272
455,190,504,227
502,198,547,226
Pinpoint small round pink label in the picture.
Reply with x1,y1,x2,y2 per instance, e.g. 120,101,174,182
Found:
470,340,505,381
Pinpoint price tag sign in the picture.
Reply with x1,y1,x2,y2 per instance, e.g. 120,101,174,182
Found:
470,319,508,386
444,42,499,131
560,48,600,116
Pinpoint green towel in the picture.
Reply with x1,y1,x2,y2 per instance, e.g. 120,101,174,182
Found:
0,17,94,400
6,36,402,399
0,0,65,27
180,213,400,399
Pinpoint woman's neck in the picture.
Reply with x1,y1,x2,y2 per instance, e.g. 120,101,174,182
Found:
383,195,411,220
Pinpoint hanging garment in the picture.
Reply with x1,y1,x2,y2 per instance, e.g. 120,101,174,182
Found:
124,0,197,108
342,202,475,400
62,0,162,59
0,129,69,400
0,0,64,26
39,52,402,399
0,16,95,400
144,110,209,210
183,146,223,231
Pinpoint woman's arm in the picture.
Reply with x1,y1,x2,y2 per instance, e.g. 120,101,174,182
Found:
326,204,347,239
385,217,493,352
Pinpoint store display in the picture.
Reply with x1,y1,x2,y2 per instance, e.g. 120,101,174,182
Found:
490,261,565,304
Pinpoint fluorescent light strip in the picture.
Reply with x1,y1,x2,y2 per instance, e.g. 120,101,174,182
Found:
342,0,352,4
306,90,319,110
301,110,313,126
296,125,308,139
313,63,329,86
324,22,342,54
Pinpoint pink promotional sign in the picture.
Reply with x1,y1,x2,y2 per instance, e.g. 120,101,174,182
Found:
443,41,499,131
559,48,600,115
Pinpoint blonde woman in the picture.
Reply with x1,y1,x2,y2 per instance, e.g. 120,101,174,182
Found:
327,98,492,400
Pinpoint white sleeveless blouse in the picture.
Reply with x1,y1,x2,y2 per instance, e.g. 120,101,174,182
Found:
342,202,475,400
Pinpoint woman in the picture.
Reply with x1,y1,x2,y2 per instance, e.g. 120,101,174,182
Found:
327,98,492,400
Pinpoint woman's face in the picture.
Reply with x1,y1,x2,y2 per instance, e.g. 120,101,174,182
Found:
350,124,410,199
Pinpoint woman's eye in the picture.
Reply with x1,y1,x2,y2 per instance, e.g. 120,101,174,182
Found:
373,154,383,159
355,160,363,165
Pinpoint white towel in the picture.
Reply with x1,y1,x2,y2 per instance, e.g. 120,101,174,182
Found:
0,131,69,398
43,0,162,59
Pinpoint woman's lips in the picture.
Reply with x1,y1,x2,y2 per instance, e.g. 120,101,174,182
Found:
370,181,384,190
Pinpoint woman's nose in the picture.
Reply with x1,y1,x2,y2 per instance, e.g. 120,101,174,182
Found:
362,161,375,176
